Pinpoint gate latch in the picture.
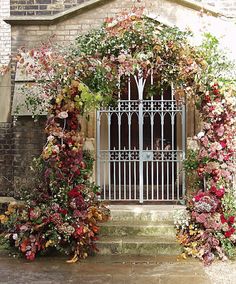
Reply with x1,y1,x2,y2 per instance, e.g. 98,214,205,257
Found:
142,151,153,161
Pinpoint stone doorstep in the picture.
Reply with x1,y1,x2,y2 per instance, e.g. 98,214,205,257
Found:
99,222,176,238
96,236,181,256
109,205,186,222
108,205,185,210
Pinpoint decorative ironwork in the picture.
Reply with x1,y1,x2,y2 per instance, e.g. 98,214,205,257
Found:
96,72,186,203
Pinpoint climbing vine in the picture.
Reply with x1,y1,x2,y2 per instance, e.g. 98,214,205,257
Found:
0,8,235,264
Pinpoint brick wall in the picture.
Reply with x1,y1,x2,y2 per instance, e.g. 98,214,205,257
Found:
0,0,11,196
13,117,46,197
0,118,46,197
10,0,89,16
0,0,11,66
0,122,13,196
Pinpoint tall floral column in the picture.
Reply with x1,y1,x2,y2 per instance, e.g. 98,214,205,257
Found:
176,82,236,265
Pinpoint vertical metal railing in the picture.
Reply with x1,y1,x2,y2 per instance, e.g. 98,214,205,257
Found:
97,72,186,203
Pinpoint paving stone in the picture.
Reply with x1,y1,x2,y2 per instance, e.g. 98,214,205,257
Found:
0,255,213,284
159,275,210,284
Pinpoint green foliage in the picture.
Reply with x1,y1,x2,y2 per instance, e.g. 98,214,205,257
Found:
222,191,236,218
216,231,236,259
197,33,236,86
184,150,199,172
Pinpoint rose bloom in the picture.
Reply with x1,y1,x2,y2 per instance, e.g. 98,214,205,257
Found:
197,131,205,139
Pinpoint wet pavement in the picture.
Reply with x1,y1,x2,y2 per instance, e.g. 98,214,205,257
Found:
0,253,213,284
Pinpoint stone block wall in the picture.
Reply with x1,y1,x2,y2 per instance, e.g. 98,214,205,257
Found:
194,0,236,17
0,0,11,66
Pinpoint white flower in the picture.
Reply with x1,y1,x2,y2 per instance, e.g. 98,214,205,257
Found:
13,233,18,240
107,20,118,28
197,131,205,139
47,135,54,142
58,111,68,119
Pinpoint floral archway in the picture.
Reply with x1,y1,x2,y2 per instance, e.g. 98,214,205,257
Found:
0,8,235,265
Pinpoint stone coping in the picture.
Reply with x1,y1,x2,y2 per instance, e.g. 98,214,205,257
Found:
4,0,223,26
4,0,110,25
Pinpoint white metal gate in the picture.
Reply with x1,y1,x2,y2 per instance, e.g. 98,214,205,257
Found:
96,72,186,203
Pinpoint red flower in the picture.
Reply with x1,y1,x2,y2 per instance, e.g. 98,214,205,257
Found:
220,214,227,224
204,95,211,103
197,167,204,177
80,161,86,169
194,192,205,202
215,188,225,198
220,141,227,149
68,185,85,198
75,226,84,236
210,186,217,193
228,216,235,224
68,188,81,198
224,227,235,238
42,217,49,224
59,208,68,215
26,251,36,261
20,239,29,253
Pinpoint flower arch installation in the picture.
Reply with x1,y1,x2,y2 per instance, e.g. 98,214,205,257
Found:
0,9,235,264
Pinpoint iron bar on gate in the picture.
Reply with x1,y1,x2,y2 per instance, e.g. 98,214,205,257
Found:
96,71,186,203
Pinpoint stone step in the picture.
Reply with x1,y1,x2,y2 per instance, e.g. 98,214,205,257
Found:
99,221,176,238
96,236,181,256
108,204,185,222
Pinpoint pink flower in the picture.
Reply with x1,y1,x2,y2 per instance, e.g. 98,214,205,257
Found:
215,125,224,137
221,170,232,180
210,142,222,152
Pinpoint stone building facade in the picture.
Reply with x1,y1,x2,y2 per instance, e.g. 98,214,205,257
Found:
0,0,11,66
0,0,235,197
